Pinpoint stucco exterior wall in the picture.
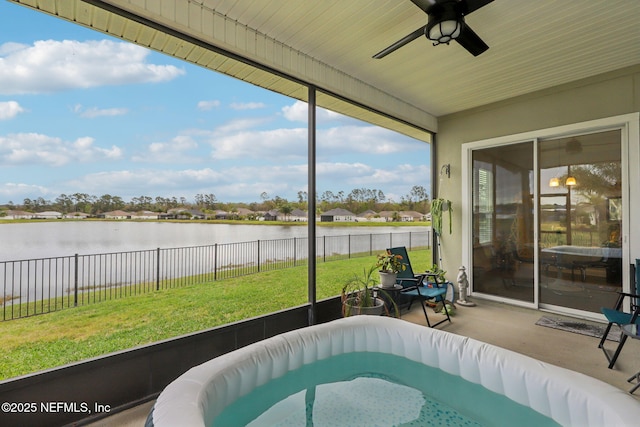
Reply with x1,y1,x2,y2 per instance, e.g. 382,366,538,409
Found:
434,65,640,280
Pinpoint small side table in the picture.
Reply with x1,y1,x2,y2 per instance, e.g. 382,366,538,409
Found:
621,324,640,394
373,284,403,317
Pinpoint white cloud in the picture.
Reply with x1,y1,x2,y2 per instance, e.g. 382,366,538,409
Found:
65,168,226,199
0,101,25,120
321,163,381,189
224,164,308,183
316,161,373,178
0,41,27,56
132,135,200,163
0,133,123,166
75,106,129,118
282,100,346,123
210,128,307,160
230,102,266,110
207,123,418,161
0,182,49,199
197,100,221,111
0,39,185,95
282,101,309,122
214,117,270,134
318,126,419,155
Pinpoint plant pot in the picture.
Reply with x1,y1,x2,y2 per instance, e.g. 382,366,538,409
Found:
378,271,398,289
343,297,385,316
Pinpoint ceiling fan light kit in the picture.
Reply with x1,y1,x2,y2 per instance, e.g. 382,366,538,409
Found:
427,19,462,45
373,0,493,59
426,1,463,45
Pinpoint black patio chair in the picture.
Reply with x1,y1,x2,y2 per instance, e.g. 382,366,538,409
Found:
598,258,640,369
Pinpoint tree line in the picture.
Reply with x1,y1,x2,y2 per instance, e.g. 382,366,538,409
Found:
1,186,430,216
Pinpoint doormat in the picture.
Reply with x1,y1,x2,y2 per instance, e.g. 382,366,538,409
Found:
535,316,620,342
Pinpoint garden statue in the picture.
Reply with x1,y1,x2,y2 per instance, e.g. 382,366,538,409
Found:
456,266,475,307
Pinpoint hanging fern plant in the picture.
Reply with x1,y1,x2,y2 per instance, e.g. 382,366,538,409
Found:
431,198,452,236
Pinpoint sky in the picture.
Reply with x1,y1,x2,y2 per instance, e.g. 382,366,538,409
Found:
0,1,431,206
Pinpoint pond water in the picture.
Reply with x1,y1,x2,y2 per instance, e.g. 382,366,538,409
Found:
0,222,428,261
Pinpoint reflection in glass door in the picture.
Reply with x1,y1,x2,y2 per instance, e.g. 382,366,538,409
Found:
472,143,535,303
538,131,622,312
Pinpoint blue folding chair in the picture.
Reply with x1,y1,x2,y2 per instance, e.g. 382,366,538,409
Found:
598,258,640,369
388,246,452,328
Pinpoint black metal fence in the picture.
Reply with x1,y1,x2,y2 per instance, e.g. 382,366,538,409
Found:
1,231,430,321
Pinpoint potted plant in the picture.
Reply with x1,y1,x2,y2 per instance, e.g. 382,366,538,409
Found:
376,250,406,288
342,265,398,317
430,198,452,236
424,263,454,314
425,263,447,284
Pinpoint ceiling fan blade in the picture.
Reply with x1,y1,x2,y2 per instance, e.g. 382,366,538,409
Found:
372,26,426,59
409,0,436,13
455,24,489,56
460,0,494,15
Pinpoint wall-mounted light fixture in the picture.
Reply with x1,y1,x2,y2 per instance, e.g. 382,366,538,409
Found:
549,178,560,187
440,164,451,178
565,176,577,186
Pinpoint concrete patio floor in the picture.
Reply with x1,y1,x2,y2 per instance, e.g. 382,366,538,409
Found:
85,299,640,426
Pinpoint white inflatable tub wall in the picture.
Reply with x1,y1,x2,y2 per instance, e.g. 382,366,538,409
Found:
147,316,640,427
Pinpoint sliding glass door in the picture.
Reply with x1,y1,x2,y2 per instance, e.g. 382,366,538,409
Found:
538,131,622,312
472,142,535,303
470,129,623,314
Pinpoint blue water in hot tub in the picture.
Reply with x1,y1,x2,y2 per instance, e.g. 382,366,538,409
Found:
213,352,560,427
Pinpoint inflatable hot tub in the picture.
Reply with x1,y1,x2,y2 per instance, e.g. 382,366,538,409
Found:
147,316,640,426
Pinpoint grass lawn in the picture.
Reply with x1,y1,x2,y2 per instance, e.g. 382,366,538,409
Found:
0,249,431,380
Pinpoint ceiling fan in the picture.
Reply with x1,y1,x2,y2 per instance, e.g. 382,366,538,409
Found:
373,0,494,59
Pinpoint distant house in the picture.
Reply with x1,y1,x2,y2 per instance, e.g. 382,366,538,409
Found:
320,208,355,222
187,209,205,220
376,210,427,222
212,210,228,219
289,209,307,222
3,210,34,220
262,209,279,221
163,208,205,220
213,207,257,220
399,211,427,222
132,211,158,220
101,210,132,220
33,211,63,219
377,211,396,222
63,212,90,219
356,210,385,222
359,209,377,218
235,207,254,219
